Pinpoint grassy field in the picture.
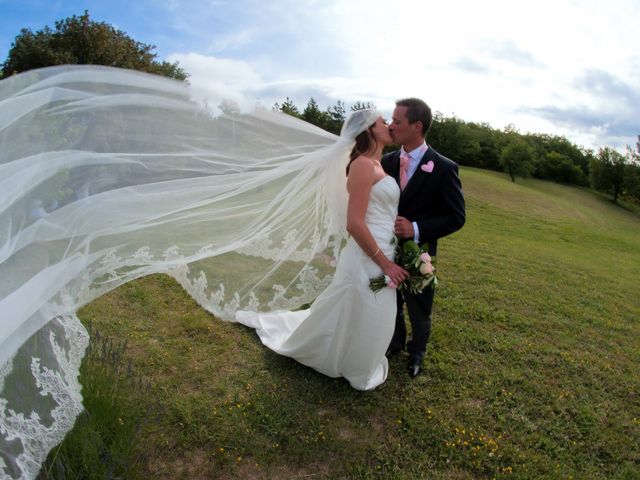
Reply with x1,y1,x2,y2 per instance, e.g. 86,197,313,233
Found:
43,167,640,479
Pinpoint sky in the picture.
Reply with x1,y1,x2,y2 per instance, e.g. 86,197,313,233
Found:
1,0,639,151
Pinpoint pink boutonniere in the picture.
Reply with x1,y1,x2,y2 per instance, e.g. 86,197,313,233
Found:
421,160,435,173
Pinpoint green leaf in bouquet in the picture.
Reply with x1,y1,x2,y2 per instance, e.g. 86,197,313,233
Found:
402,241,420,255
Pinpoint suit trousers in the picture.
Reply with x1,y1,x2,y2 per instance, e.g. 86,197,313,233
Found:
389,284,435,360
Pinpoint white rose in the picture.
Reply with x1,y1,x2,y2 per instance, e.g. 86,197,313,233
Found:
419,262,434,275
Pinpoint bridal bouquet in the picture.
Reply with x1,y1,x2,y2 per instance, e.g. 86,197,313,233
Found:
369,238,437,294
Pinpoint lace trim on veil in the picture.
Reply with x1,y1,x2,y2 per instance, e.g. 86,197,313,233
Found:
0,65,381,479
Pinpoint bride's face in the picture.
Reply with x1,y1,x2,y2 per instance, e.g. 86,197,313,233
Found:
370,117,393,145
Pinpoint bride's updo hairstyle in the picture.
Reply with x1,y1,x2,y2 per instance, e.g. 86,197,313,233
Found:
342,108,382,175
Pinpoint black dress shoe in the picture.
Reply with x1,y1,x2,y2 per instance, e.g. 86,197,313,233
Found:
408,357,422,378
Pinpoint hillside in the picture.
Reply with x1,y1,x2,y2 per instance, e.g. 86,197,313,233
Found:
46,167,640,479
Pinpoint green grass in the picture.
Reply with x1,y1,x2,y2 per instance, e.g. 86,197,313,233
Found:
48,167,640,479
38,326,151,479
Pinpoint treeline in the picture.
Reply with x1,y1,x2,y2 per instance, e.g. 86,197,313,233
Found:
3,10,639,205
273,98,640,204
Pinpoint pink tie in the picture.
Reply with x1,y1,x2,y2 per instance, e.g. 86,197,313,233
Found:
399,153,410,190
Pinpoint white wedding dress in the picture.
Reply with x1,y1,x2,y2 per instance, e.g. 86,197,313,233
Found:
236,175,399,390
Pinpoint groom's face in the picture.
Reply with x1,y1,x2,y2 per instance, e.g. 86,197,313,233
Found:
390,106,423,147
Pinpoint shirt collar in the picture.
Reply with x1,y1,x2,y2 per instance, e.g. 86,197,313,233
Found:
401,142,428,162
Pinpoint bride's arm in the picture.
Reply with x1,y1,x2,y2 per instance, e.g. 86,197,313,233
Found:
346,157,408,286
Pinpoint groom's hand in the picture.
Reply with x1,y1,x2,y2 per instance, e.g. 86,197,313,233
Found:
394,216,414,239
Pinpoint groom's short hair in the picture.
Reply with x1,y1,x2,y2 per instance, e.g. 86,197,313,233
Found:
396,98,432,135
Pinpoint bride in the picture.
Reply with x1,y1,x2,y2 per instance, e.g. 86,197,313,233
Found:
0,66,404,478
236,111,408,391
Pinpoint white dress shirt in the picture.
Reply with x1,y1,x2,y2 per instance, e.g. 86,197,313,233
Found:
399,142,429,242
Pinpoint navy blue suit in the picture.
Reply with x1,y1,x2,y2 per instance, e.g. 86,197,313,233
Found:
381,146,465,359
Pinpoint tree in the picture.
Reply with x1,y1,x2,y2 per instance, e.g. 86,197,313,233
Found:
429,114,466,163
631,135,640,162
498,138,535,182
273,97,301,118
524,133,590,185
590,147,626,202
622,139,640,201
302,98,331,131
350,101,376,111
325,100,346,135
623,162,640,201
1,11,187,80
538,151,588,185
218,99,241,116
429,114,501,170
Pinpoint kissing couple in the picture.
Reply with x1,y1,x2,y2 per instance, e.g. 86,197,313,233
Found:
236,97,466,389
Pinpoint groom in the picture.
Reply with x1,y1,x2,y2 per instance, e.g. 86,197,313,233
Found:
382,98,465,378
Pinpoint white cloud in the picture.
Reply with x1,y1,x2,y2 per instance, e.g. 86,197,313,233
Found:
168,52,260,87
166,52,263,109
161,0,639,149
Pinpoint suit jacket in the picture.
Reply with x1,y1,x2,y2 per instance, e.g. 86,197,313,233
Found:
381,146,465,256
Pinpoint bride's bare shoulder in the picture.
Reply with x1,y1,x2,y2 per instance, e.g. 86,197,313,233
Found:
348,155,376,175
347,156,377,187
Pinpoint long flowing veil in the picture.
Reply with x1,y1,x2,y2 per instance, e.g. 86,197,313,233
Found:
0,65,381,478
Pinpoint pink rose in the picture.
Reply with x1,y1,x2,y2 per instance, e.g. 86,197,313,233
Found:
419,262,434,275
419,252,431,263
421,160,435,173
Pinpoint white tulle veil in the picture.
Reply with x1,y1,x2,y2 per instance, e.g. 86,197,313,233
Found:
0,65,382,478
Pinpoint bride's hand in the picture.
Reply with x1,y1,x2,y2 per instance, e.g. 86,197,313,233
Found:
382,261,409,287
